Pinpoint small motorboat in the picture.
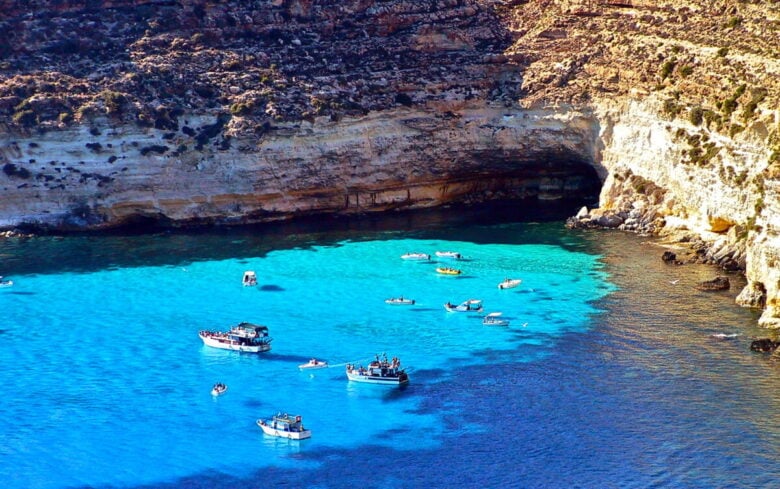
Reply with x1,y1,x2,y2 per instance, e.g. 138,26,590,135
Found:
299,358,328,370
401,252,430,261
436,267,462,275
385,297,415,305
498,278,522,289
435,251,461,260
444,299,483,312
242,270,258,286
257,413,311,440
211,382,228,396
483,312,510,326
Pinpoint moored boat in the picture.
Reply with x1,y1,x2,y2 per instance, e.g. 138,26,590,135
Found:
498,278,521,289
483,312,510,326
299,358,328,370
242,270,258,286
435,251,461,260
385,296,415,305
346,353,409,386
401,252,430,261
199,322,272,353
211,382,228,396
444,299,483,312
257,413,311,440
436,267,462,275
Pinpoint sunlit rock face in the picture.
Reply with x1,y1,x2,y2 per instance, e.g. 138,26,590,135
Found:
0,105,600,229
2,1,780,326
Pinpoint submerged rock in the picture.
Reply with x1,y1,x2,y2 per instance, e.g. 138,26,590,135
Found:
695,276,730,292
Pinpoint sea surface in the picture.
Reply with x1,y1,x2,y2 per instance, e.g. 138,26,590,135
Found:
1,204,778,489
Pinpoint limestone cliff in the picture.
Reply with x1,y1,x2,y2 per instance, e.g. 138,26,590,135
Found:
1,0,780,326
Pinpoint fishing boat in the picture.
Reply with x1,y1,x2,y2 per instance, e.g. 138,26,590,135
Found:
483,312,510,326
299,358,328,370
436,267,462,275
210,382,228,396
346,353,409,386
444,299,483,312
198,322,272,353
384,297,415,305
400,252,430,261
242,270,258,286
257,413,311,440
435,251,462,259
498,278,521,289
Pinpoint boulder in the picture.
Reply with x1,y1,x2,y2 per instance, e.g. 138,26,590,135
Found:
750,338,780,353
695,276,730,291
661,251,677,263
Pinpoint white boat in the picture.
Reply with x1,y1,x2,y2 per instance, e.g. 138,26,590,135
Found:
385,297,415,305
346,353,409,386
199,322,272,353
483,312,510,326
299,358,328,370
435,251,461,259
400,252,430,261
242,270,258,286
498,278,522,289
211,383,228,396
444,299,483,312
0,279,12,288
257,413,311,440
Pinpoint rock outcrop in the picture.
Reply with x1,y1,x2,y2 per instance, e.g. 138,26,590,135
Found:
1,0,780,327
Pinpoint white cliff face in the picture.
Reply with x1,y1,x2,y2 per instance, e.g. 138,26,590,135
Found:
0,102,600,230
591,94,780,327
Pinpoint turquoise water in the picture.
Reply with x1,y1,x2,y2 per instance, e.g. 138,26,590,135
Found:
2,207,778,488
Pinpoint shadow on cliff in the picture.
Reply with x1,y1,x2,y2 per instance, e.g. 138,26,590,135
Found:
0,199,601,276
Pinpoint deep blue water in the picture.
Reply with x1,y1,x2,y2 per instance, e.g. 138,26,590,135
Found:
1,205,777,489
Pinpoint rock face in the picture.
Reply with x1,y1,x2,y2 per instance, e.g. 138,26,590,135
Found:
1,1,780,327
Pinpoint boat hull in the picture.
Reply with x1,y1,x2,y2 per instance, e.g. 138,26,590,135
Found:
346,371,409,385
299,362,328,370
483,319,510,326
257,420,311,440
199,334,271,353
436,268,461,275
498,279,521,289
401,253,430,260
435,251,461,259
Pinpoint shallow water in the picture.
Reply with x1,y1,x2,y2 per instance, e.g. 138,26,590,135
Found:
1,206,776,489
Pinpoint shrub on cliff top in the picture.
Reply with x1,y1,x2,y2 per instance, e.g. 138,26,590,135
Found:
660,59,676,80
689,106,704,126
101,90,127,116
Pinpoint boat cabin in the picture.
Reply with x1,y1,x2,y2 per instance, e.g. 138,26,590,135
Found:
242,270,258,286
268,413,305,432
